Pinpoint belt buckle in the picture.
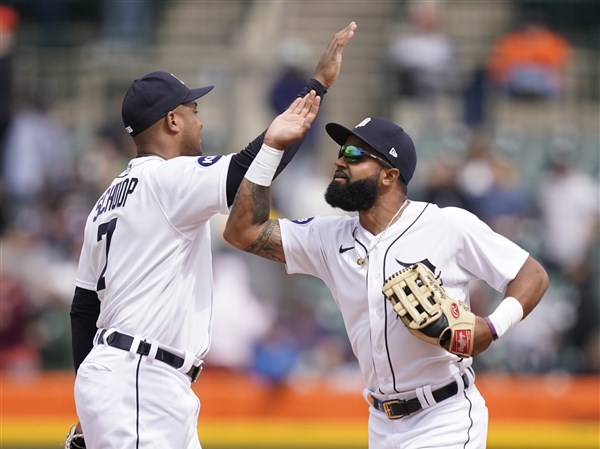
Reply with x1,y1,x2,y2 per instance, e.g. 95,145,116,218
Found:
190,361,204,383
382,399,403,420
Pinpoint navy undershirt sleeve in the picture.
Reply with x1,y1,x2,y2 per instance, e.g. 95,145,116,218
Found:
226,78,327,206
70,287,100,374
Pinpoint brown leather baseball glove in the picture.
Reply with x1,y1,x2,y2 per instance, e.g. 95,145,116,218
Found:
382,263,476,357
65,423,86,449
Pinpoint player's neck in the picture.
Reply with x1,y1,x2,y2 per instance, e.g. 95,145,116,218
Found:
359,197,408,235
135,143,171,160
136,152,164,159
134,132,181,160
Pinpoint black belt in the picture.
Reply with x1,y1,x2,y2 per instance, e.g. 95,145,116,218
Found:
369,372,470,419
97,329,203,383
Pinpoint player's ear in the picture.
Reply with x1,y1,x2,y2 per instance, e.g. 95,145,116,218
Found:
164,110,180,133
381,167,400,186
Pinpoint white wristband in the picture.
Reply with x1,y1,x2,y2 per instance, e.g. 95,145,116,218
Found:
486,296,524,339
244,144,284,187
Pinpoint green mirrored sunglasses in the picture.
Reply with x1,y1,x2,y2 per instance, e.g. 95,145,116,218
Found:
337,145,393,168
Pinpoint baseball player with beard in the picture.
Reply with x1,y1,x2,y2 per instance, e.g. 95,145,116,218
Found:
67,22,356,449
223,116,549,448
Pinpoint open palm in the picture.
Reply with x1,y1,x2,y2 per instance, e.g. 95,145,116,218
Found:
264,91,321,150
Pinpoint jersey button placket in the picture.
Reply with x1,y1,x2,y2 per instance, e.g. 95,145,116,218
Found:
365,255,390,392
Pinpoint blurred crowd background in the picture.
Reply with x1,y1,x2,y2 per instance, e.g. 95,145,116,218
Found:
0,0,598,386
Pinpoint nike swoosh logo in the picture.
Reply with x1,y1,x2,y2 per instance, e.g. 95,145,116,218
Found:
339,245,354,254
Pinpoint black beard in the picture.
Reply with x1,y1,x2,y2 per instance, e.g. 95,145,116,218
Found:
324,173,380,211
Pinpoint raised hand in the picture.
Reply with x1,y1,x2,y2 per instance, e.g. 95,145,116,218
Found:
264,90,321,150
313,21,358,89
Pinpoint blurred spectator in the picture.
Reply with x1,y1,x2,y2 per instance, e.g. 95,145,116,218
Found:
205,252,275,371
77,87,135,196
268,38,324,215
0,4,19,236
0,193,83,370
99,0,155,52
1,82,75,229
269,38,312,113
247,274,355,384
387,0,456,98
536,139,599,373
420,158,474,211
536,145,599,276
269,64,306,113
250,298,318,385
486,8,572,100
45,188,95,261
1,222,76,371
456,133,496,206
0,5,19,156
474,156,530,239
476,280,580,373
269,38,318,154
450,133,531,238
0,270,41,374
0,77,79,370
251,322,301,386
462,67,488,130
385,0,457,130
96,86,137,160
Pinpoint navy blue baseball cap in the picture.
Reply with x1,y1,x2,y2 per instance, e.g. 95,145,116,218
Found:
122,71,214,136
325,116,417,184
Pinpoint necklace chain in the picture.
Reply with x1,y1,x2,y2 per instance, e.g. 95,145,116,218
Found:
355,199,410,266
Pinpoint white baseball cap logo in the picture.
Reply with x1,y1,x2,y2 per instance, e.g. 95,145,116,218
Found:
170,73,186,86
355,117,371,128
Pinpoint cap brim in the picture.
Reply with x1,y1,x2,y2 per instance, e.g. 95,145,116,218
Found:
184,85,214,103
326,122,382,157
325,123,355,146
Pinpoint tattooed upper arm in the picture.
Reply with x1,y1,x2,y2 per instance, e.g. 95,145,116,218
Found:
244,219,286,263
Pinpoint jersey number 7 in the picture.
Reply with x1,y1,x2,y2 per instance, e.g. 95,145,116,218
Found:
96,218,117,291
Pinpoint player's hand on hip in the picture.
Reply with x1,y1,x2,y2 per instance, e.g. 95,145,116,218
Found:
264,90,321,149
313,21,357,89
472,316,494,356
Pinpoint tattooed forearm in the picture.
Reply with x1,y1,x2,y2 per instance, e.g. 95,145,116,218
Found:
249,183,271,225
224,180,285,263
244,220,284,263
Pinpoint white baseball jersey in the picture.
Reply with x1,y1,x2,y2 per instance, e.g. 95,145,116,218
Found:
280,201,529,395
75,154,232,359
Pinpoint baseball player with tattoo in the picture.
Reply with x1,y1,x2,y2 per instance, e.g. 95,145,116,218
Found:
68,22,356,449
223,116,549,448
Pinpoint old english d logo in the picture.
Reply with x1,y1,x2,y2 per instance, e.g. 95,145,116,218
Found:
395,258,441,283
